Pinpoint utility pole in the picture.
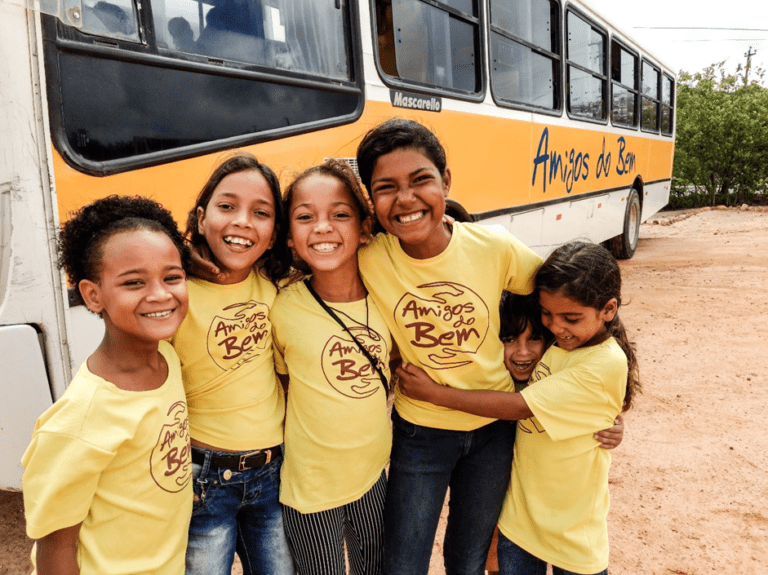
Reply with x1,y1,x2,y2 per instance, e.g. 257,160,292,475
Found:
744,46,757,85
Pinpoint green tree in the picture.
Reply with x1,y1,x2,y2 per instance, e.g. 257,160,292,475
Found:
672,62,768,207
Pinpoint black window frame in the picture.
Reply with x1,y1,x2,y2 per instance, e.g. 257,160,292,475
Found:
609,37,639,130
487,0,563,116
371,0,486,103
661,71,675,136
564,6,608,125
42,0,366,176
640,58,661,133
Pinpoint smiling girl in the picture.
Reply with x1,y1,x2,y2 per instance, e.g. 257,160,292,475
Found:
354,119,544,575
170,152,294,575
22,196,192,575
270,159,392,575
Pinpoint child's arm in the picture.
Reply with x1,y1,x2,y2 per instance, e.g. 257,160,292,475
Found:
36,522,82,575
398,363,625,445
595,413,624,449
396,363,533,420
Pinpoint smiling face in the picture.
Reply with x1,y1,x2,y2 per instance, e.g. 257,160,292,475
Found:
502,323,547,384
369,147,452,259
80,229,189,345
287,173,370,277
539,290,617,351
197,170,276,284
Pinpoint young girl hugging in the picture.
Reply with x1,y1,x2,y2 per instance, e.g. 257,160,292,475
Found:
22,196,193,575
398,242,640,575
271,159,392,575
354,119,544,575
170,153,294,575
485,292,624,575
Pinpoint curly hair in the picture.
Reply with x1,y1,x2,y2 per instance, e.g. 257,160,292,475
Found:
184,151,291,286
281,158,373,277
535,241,640,411
58,195,191,306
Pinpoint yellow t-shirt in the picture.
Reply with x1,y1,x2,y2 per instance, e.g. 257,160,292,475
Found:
170,271,285,450
499,338,627,574
272,281,392,513
358,223,543,430
22,341,192,575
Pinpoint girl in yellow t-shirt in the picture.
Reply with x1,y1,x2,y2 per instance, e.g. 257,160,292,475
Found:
171,152,294,575
398,241,640,575
271,159,392,575
22,196,193,575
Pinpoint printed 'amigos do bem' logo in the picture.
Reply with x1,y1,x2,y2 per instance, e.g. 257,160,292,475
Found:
394,282,489,370
150,401,191,492
207,301,270,370
518,360,550,435
321,326,388,399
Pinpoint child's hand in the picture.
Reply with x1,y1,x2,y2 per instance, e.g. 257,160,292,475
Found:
594,413,624,449
396,362,441,402
188,243,230,283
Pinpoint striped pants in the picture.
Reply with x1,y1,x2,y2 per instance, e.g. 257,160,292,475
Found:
282,470,387,575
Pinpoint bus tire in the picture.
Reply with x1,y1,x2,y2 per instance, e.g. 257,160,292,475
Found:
609,188,641,259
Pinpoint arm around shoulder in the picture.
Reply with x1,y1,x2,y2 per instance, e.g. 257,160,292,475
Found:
396,363,533,420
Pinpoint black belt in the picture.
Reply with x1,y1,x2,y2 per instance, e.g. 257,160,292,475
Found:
192,445,281,471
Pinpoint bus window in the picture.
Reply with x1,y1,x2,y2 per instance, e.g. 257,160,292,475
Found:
153,0,350,78
566,10,607,121
80,0,140,41
489,0,561,112
45,0,361,173
378,0,481,95
661,73,674,135
610,40,638,128
642,60,660,132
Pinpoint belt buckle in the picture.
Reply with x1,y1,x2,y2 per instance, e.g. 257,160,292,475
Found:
238,449,272,471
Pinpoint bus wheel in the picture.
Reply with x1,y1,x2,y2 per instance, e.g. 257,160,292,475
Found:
609,188,641,259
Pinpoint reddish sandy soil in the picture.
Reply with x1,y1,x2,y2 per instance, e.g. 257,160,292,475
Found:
3,207,767,575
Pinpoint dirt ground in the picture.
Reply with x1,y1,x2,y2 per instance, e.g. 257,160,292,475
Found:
2,207,767,575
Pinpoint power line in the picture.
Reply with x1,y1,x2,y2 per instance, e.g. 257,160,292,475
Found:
634,27,768,31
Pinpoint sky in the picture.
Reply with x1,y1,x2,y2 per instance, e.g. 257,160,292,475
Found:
584,0,768,83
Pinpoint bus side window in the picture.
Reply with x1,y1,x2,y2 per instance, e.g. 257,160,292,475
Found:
611,41,639,128
641,60,660,132
566,10,607,121
661,73,674,135
489,0,560,111
376,0,397,76
80,0,140,40
378,0,480,94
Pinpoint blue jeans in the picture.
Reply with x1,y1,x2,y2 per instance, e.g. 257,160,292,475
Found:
383,410,516,575
185,446,295,575
497,532,608,575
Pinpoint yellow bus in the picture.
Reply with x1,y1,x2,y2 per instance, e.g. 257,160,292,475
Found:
0,0,675,487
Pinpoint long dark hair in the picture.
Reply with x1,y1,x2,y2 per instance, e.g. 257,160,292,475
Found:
536,241,640,411
185,151,291,286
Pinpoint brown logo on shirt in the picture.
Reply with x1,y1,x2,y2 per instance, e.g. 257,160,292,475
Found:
321,326,388,399
394,282,489,370
518,361,550,434
150,401,191,492
207,301,270,370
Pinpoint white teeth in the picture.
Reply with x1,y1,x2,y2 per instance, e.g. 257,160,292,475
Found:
311,243,339,253
143,310,173,318
224,236,253,247
398,211,424,224
513,361,533,368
